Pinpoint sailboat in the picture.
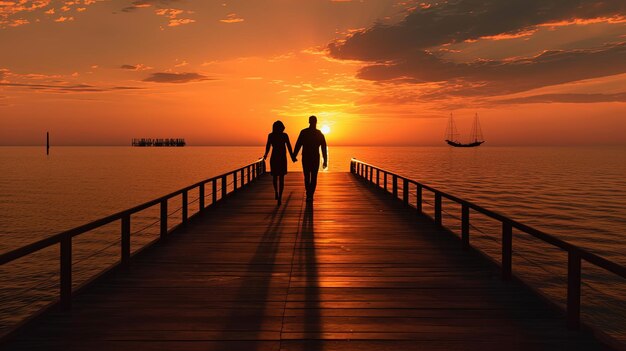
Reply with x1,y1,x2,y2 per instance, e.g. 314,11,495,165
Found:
445,113,485,147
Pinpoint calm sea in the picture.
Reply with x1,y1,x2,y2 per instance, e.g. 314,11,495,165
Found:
1,146,625,342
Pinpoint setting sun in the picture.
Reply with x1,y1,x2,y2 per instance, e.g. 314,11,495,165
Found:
321,125,331,135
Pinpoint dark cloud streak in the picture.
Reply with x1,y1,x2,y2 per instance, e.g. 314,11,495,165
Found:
0,82,143,93
327,0,626,100
495,92,626,104
121,0,180,12
143,72,211,83
329,0,626,61
360,42,626,97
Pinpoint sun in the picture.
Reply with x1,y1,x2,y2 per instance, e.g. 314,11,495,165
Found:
321,125,331,135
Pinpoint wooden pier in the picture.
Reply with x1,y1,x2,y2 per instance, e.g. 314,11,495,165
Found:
1,160,623,350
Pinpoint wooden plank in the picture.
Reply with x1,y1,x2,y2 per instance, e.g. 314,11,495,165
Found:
4,173,608,350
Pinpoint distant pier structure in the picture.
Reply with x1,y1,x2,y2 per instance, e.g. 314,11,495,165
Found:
131,138,186,147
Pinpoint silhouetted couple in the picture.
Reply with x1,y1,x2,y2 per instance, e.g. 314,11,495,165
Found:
263,116,328,205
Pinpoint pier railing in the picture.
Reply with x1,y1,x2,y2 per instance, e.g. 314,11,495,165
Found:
0,160,266,316
350,159,626,331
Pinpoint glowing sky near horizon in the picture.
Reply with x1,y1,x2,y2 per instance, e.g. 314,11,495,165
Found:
1,0,625,146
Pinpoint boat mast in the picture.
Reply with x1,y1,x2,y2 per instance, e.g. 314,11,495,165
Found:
470,113,482,142
445,113,459,142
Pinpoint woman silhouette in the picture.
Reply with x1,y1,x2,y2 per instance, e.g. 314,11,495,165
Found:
263,121,296,205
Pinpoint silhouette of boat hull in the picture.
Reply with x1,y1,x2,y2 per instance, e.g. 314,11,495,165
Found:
445,140,484,147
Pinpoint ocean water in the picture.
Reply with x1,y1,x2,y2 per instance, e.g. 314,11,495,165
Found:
1,146,625,342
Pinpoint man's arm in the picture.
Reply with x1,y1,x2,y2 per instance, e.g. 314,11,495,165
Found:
293,131,303,158
321,133,328,169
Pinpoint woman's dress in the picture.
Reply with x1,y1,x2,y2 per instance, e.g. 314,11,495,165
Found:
268,133,288,176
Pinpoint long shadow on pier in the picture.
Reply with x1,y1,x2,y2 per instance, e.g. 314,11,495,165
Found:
217,193,293,350
291,201,322,350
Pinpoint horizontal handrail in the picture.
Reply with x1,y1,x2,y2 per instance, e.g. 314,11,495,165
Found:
350,158,625,332
0,159,266,265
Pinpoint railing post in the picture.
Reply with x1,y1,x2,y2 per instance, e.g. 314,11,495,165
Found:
392,175,398,198
247,166,251,184
403,179,409,206
416,184,423,214
461,204,469,250
160,199,168,238
434,193,442,225
199,183,205,210
233,172,238,191
567,251,581,330
369,166,373,183
222,175,227,199
121,214,130,268
182,190,188,224
383,172,387,191
212,179,217,204
502,222,512,280
60,236,72,310
262,160,266,174
376,169,380,186
240,169,244,187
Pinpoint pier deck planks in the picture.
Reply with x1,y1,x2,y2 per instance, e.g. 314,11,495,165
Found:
5,173,609,350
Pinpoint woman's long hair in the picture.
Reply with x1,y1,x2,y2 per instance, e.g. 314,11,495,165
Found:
272,120,285,134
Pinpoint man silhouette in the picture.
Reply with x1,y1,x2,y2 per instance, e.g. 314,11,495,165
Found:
293,115,328,202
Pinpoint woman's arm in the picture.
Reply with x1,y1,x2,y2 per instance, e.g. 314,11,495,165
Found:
263,134,271,160
286,134,296,162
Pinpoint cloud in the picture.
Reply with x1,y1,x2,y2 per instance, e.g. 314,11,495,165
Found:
0,82,143,93
358,42,626,97
1,0,98,28
120,64,152,71
142,72,210,83
168,18,194,26
154,7,194,27
121,0,179,12
326,0,626,100
494,92,626,105
54,16,74,22
329,0,626,61
220,13,243,23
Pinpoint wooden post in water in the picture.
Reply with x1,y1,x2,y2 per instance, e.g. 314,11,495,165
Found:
46,132,49,155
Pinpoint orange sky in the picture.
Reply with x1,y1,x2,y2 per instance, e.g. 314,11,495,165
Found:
1,0,625,146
